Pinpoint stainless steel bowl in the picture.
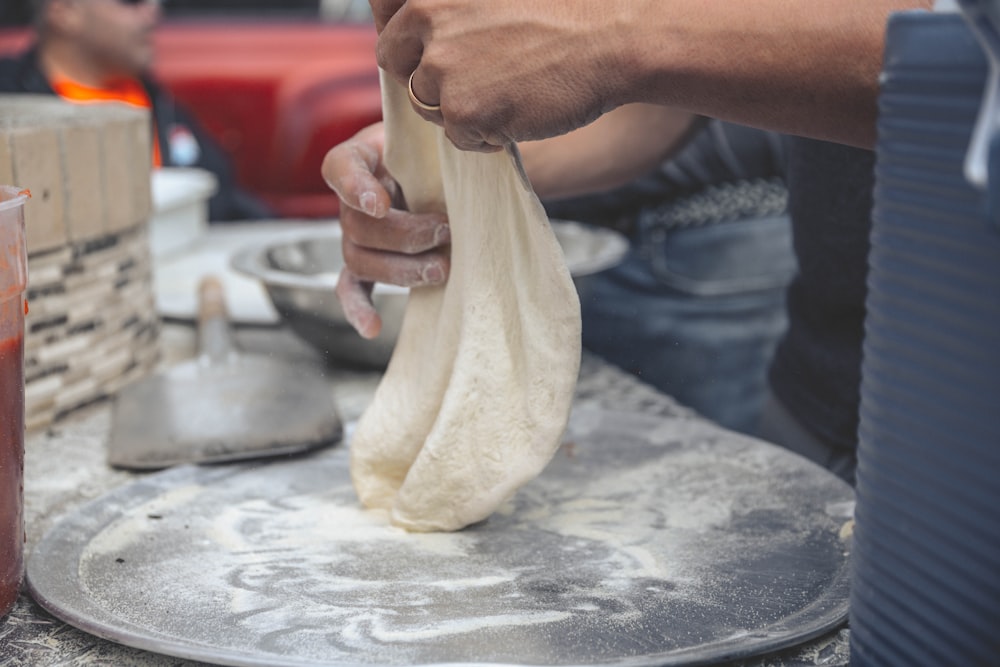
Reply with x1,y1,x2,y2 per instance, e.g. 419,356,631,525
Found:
231,220,628,368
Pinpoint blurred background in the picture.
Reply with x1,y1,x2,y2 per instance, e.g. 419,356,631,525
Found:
0,0,381,220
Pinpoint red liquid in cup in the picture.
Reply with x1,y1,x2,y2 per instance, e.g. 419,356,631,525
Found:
0,332,24,616
0,185,27,619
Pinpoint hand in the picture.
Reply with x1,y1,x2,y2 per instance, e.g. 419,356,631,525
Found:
373,0,635,151
322,122,451,338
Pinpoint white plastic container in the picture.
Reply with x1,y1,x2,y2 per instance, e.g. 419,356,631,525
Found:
149,167,218,259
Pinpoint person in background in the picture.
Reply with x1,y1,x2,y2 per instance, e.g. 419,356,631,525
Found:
536,118,793,434
0,0,272,222
323,0,935,485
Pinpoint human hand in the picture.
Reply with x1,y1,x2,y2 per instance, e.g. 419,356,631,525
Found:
321,122,451,338
372,0,635,151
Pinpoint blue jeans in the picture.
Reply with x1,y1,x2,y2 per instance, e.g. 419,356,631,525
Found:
578,213,797,433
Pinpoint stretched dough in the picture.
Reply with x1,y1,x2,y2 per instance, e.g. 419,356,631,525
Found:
348,73,581,532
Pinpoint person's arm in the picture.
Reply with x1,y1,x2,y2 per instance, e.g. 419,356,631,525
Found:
376,0,933,152
519,104,701,201
619,0,933,149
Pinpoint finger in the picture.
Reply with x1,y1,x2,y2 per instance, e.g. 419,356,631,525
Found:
342,237,451,288
408,68,444,124
340,206,450,255
376,8,424,84
322,129,393,219
335,268,382,339
443,122,507,153
369,0,406,33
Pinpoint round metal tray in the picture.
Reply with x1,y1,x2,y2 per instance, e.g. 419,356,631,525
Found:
27,407,853,667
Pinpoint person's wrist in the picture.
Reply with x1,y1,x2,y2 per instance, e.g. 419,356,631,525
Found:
600,0,670,108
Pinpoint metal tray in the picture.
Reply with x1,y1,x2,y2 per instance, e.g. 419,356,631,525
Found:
27,407,853,667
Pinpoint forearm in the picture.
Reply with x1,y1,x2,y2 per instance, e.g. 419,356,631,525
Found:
519,105,701,200
612,0,933,149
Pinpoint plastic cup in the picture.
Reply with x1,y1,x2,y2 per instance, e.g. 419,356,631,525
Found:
0,185,28,619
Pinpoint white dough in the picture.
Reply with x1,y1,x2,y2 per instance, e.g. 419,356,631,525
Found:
348,73,582,532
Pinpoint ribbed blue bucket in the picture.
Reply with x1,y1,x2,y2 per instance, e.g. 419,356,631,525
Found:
851,10,1000,666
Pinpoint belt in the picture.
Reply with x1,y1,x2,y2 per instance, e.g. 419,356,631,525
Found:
635,177,788,235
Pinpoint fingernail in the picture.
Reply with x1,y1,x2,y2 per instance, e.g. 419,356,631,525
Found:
359,191,379,217
422,263,445,284
434,223,451,245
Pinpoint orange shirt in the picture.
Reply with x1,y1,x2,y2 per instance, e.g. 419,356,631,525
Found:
50,76,162,167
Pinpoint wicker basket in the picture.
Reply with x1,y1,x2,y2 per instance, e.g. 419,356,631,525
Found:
0,95,159,432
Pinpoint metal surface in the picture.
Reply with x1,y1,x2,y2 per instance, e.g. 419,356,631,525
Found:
108,278,342,470
28,407,853,667
230,220,629,368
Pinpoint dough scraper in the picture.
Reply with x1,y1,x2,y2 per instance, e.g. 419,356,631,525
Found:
107,275,342,470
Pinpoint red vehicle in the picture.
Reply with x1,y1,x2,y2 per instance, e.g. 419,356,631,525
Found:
0,2,383,219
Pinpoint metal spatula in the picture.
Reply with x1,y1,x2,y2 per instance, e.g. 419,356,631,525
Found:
108,275,342,470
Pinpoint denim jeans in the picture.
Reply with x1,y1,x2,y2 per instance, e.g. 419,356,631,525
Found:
578,213,797,433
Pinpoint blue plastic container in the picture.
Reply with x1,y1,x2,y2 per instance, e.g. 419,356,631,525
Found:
851,7,1000,666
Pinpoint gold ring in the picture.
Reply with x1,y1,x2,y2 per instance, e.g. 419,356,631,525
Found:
408,71,441,113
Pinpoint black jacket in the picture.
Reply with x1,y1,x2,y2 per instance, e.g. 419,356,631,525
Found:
0,47,272,222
